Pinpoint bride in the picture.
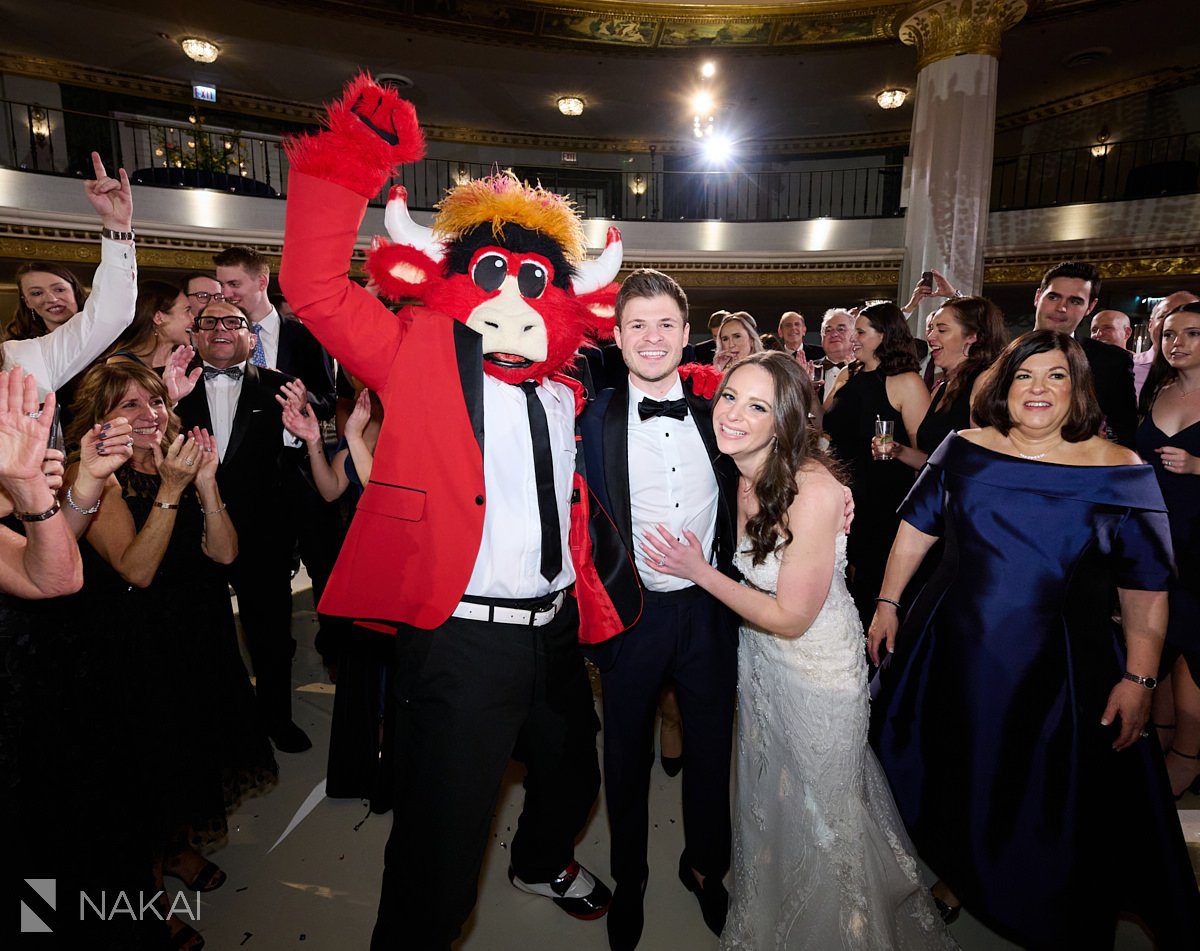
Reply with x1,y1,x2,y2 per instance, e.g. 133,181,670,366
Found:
644,352,955,950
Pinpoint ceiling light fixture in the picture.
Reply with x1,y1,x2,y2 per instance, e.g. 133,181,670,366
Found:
703,135,734,165
181,37,221,64
701,61,716,79
692,91,715,116
875,88,908,110
557,96,584,117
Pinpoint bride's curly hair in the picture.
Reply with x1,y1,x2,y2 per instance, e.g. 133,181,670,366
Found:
716,351,843,565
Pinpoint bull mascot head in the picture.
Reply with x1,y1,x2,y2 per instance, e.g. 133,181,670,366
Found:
368,176,623,385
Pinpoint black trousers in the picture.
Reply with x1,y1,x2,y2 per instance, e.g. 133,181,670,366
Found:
228,547,295,730
586,584,737,888
371,597,601,951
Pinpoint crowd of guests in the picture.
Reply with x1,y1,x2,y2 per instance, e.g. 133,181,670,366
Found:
0,158,372,949
1,154,1198,950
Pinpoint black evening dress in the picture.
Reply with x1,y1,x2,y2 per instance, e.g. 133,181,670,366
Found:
1135,413,1200,683
870,434,1200,949
321,442,394,808
822,367,915,625
82,468,278,851
915,373,975,456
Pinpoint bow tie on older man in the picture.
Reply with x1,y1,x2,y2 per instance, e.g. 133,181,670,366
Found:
203,365,244,381
638,397,689,422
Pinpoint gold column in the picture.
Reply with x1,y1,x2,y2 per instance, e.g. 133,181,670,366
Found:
897,0,1028,71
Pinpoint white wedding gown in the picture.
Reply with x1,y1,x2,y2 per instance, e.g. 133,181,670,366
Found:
722,534,957,950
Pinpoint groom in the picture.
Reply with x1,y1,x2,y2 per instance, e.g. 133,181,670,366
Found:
579,269,740,949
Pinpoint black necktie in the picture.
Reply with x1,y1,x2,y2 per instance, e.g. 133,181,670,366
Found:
203,365,244,380
638,397,688,422
519,382,562,584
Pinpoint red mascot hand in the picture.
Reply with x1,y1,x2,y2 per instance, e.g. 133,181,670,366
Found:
678,363,723,400
285,73,425,199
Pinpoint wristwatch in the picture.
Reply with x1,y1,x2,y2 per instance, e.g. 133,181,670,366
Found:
1123,671,1158,690
100,226,135,241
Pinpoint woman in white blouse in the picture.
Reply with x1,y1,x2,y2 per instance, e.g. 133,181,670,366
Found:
1,153,136,399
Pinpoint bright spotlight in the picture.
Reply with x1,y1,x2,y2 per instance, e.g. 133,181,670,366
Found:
692,91,714,115
703,135,734,164
701,61,716,78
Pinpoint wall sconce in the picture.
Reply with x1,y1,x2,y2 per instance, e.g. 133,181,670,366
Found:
1090,125,1111,159
875,88,909,110
30,107,49,146
453,165,472,186
630,174,647,196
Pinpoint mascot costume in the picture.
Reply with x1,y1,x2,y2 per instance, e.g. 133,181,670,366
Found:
279,75,629,948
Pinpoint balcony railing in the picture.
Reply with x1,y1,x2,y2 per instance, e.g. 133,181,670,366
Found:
3,99,1198,223
991,132,1200,209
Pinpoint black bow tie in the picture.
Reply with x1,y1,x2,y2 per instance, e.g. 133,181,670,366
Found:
203,365,244,381
638,397,688,422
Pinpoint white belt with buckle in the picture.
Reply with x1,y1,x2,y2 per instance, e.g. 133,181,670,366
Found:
451,590,565,627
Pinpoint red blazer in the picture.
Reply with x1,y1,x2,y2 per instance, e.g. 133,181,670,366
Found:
281,172,489,629
281,172,628,642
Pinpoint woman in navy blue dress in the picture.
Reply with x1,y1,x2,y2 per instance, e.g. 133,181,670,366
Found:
1137,302,1200,799
867,331,1200,949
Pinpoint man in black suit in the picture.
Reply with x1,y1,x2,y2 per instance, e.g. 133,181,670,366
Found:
778,310,824,362
691,309,729,365
1032,261,1137,448
176,301,311,752
579,269,739,949
215,246,340,738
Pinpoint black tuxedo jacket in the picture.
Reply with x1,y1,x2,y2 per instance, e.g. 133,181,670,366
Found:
278,314,336,421
693,339,718,365
791,343,825,362
1080,337,1137,448
176,364,293,558
579,375,739,635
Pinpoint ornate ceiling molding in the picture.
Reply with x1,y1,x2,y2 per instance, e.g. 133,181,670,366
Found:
256,0,1120,53
983,245,1200,283
897,0,1028,70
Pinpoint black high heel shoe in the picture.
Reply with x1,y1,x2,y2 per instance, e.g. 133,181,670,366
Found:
1167,747,1200,801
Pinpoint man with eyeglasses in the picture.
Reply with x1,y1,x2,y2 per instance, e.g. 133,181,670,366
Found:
185,273,225,308
176,300,307,751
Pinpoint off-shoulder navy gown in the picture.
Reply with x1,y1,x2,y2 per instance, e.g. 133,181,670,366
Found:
870,433,1200,949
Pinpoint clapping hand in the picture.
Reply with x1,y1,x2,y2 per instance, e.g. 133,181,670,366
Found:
79,418,134,481
0,446,67,519
275,380,319,443
153,432,203,494
0,370,55,488
190,427,219,484
164,345,202,404
345,388,372,439
84,152,132,232
641,525,708,582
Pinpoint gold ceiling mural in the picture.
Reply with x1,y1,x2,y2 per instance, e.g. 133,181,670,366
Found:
271,0,1120,52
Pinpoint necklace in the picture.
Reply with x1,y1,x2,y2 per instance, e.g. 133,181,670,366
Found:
1016,451,1049,460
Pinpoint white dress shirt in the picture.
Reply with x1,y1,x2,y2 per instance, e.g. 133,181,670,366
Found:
202,361,248,462
1133,348,1154,401
3,238,137,399
627,376,718,593
250,308,301,447
464,375,576,599
252,307,282,370
822,360,847,394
